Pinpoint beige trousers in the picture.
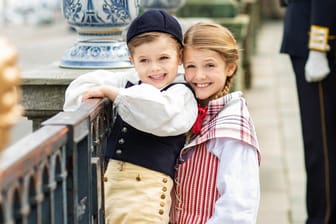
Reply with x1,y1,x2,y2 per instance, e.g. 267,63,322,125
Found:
104,159,173,224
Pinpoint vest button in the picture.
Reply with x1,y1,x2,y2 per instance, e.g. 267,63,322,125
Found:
116,149,122,155
160,194,166,199
121,127,128,133
118,138,125,144
158,209,164,215
162,178,168,183
162,186,167,192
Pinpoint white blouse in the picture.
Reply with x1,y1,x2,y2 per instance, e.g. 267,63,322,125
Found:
207,138,260,223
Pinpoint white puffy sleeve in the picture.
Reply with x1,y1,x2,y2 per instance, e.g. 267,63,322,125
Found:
114,83,198,136
63,69,139,111
207,138,260,224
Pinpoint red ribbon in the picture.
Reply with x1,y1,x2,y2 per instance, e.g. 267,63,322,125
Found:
192,105,208,134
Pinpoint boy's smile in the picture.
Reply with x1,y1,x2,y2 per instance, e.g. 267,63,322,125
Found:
148,73,167,81
130,34,182,89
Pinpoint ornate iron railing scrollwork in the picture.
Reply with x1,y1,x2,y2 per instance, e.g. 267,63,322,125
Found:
0,98,113,224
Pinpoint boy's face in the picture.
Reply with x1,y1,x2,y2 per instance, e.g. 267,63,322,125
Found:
183,47,236,101
129,34,182,89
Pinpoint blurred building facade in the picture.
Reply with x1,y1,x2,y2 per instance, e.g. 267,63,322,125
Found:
0,0,61,25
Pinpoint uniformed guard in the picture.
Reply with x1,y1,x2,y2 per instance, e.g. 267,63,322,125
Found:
280,0,336,223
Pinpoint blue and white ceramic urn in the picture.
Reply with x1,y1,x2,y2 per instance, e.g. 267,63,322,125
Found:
60,0,140,68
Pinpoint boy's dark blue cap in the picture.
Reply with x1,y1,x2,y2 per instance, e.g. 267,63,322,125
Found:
126,9,183,45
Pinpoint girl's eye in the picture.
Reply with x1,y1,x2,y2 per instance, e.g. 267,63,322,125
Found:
206,63,215,68
185,64,195,69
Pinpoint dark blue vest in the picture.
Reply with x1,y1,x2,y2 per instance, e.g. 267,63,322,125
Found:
105,82,190,178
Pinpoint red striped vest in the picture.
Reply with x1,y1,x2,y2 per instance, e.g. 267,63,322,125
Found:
171,144,219,224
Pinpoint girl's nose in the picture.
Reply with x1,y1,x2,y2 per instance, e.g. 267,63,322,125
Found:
194,69,206,79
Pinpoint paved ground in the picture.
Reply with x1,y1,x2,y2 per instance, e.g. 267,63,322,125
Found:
3,18,307,223
245,21,307,224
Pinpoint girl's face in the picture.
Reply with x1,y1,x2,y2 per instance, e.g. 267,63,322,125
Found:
183,47,236,101
130,35,182,89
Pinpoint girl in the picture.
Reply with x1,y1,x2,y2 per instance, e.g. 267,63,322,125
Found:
170,22,261,224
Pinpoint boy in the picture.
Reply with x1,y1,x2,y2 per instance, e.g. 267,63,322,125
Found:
63,10,197,223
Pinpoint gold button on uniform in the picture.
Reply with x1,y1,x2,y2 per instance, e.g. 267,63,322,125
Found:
136,174,141,181
162,186,167,192
160,194,166,199
162,178,168,183
104,176,108,182
160,202,165,207
159,209,164,215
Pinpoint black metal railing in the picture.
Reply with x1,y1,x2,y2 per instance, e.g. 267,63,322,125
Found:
0,98,113,224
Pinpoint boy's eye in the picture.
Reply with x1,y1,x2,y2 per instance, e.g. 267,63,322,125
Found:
140,59,148,63
160,56,169,60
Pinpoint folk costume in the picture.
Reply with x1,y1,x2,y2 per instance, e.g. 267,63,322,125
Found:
170,91,260,224
280,0,336,223
63,69,198,223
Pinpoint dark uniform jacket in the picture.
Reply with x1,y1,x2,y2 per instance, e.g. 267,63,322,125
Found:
280,0,336,59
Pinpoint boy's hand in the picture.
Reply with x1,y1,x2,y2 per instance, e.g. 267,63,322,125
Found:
82,86,105,101
82,85,120,102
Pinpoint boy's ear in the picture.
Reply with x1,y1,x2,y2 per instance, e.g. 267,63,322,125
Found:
129,56,134,65
178,48,183,65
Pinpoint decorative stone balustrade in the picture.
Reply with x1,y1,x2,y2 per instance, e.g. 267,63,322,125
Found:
21,64,130,130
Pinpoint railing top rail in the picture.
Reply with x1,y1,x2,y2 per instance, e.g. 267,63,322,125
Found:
0,125,68,188
43,98,110,127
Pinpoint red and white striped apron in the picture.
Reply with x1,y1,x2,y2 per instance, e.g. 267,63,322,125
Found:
171,144,219,224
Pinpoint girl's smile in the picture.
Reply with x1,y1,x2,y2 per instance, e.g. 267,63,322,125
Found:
183,47,236,103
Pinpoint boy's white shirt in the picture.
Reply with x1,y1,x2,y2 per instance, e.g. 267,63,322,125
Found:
207,139,260,224
63,69,198,136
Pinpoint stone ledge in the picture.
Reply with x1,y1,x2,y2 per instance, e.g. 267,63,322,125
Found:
21,62,131,129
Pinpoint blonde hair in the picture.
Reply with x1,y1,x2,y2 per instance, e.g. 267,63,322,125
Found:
183,22,239,98
127,32,182,55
